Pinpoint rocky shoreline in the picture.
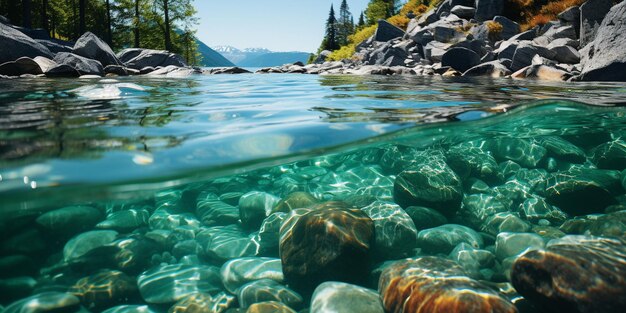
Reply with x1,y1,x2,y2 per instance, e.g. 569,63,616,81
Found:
2,0,626,81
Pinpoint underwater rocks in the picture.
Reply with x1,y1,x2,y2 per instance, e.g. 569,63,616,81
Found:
417,224,483,254
169,292,236,313
70,270,138,309
238,279,303,309
3,292,82,313
238,191,280,229
361,200,418,259
511,235,626,313
310,282,384,313
393,158,463,216
379,256,517,313
545,167,622,215
137,264,222,304
220,257,283,294
279,204,374,293
36,205,103,237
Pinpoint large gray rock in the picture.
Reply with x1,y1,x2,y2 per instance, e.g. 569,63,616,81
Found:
474,0,504,22
549,45,580,64
0,22,53,64
543,25,577,41
36,38,73,54
579,1,626,82
0,57,43,76
580,0,613,47
450,5,475,19
463,60,512,77
442,47,480,72
511,42,556,72
118,48,187,70
53,52,104,76
373,20,405,42
310,282,384,313
73,32,122,67
494,16,520,40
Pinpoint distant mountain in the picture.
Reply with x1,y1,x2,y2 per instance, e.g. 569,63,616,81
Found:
196,40,235,67
212,45,310,67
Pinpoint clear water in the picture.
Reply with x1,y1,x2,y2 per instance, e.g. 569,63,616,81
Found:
1,74,625,312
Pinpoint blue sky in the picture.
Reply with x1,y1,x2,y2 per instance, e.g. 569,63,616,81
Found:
193,0,371,53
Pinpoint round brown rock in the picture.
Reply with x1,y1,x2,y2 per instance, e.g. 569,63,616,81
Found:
511,236,626,313
279,203,374,293
379,257,517,313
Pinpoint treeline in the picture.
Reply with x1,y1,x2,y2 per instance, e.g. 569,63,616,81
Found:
315,0,429,61
0,0,200,64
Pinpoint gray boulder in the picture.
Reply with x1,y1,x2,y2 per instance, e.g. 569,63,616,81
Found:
73,32,122,67
511,42,556,71
463,60,512,77
417,9,439,27
0,15,9,24
374,20,405,42
0,57,43,76
442,47,481,72
558,6,580,24
104,65,129,76
118,48,187,70
579,1,626,81
433,25,464,43
53,52,104,76
494,16,520,40
495,41,518,60
33,56,57,72
314,50,332,64
549,45,580,64
474,0,504,22
45,64,80,77
0,22,53,64
508,26,539,42
580,0,613,47
450,5,475,19
36,39,73,54
204,67,251,74
543,25,577,41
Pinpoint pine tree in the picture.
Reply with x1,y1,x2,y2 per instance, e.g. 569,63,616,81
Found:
365,0,397,25
321,4,339,51
357,11,365,29
337,0,354,47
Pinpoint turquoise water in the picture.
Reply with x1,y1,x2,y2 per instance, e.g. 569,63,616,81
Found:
1,74,626,312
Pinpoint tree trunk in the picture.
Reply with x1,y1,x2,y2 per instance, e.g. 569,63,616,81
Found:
164,0,172,51
134,0,140,47
105,0,112,44
41,0,48,34
22,0,32,28
79,0,86,36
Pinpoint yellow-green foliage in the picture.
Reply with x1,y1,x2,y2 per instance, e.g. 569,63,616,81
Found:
328,25,377,61
486,21,503,34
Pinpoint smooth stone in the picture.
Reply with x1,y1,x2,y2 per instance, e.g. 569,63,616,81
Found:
584,211,626,237
393,158,463,217
196,225,259,263
220,257,283,294
450,5,475,19
149,208,200,231
487,138,547,168
246,301,296,313
545,167,622,215
310,281,384,313
36,205,102,236
70,270,137,309
538,136,586,163
238,279,302,309
449,243,496,278
441,47,480,73
0,277,37,304
45,63,80,77
361,200,418,259
549,45,580,64
0,57,43,76
196,194,240,226
103,305,158,313
483,212,531,236
417,224,483,254
239,191,280,229
72,32,123,67
494,16,521,40
63,230,118,261
272,192,318,213
591,140,626,171
279,204,374,293
460,193,508,228
3,292,81,313
96,208,149,232
512,235,626,313
520,196,568,224
404,206,448,230
137,264,222,304
252,212,287,255
446,143,502,183
168,292,236,313
495,232,545,261
379,257,517,313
